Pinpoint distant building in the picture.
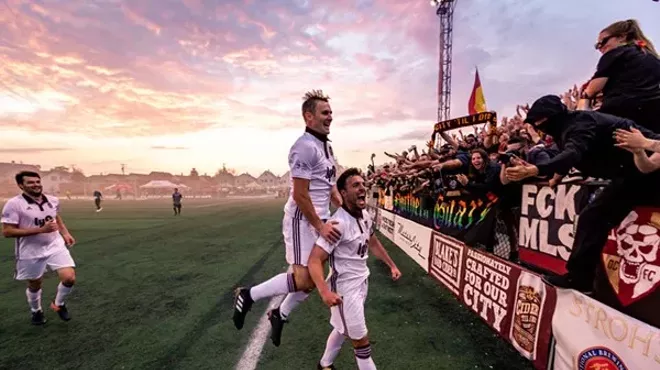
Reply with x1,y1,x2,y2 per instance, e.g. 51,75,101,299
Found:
257,170,279,187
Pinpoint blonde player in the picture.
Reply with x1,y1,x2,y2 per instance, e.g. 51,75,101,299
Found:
233,90,342,346
1,171,77,325
308,168,402,370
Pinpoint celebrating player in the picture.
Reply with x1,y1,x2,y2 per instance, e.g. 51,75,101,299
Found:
233,90,343,346
172,188,183,216
1,171,77,325
308,168,401,370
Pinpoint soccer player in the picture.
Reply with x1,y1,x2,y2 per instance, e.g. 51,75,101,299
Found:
1,171,77,325
93,190,102,212
233,90,343,346
308,168,401,370
172,188,183,216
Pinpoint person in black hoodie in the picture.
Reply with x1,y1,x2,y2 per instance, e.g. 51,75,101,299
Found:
504,95,660,292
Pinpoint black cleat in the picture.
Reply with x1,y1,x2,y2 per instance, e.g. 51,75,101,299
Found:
317,363,337,370
50,301,71,321
31,310,47,325
268,308,288,347
232,287,253,330
542,274,593,294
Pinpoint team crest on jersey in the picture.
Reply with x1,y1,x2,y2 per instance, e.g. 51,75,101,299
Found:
602,208,660,306
577,347,628,370
325,165,336,181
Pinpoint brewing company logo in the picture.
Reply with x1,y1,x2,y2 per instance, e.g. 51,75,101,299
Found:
577,347,628,370
601,209,660,306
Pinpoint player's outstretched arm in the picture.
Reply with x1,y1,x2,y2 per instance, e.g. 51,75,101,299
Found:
308,246,342,307
368,234,401,281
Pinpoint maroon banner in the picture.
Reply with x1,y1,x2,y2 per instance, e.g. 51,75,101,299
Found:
428,231,557,369
594,207,660,328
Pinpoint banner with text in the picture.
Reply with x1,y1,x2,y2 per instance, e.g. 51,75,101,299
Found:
392,216,432,272
428,232,557,369
518,183,590,275
393,191,499,248
552,289,660,370
377,209,396,242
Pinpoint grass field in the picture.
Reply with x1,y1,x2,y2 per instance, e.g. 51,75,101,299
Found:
0,198,533,370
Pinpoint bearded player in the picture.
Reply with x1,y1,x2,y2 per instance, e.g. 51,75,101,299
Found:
233,90,343,346
1,171,77,325
308,168,401,370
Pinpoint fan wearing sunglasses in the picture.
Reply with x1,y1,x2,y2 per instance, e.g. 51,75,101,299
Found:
581,19,660,133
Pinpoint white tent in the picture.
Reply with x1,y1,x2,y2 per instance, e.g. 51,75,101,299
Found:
176,183,190,189
139,180,179,189
244,181,263,189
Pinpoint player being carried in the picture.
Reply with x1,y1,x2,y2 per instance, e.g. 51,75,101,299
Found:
308,168,401,370
233,90,343,346
1,171,78,325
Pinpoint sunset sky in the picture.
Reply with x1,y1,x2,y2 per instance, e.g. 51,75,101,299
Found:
1,0,659,177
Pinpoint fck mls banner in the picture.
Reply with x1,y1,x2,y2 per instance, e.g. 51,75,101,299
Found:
428,232,557,370
518,183,591,275
393,190,499,248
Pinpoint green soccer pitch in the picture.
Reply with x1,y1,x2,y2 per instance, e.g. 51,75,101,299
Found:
0,198,532,370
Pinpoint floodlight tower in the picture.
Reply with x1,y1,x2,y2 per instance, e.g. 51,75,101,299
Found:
431,0,458,123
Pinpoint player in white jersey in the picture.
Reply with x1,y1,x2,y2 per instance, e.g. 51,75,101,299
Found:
308,168,401,370
1,171,77,325
233,90,343,346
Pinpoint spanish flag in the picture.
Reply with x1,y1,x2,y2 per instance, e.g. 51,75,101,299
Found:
468,67,487,115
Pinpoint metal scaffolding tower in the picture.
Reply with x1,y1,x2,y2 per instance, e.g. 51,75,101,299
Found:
432,0,458,123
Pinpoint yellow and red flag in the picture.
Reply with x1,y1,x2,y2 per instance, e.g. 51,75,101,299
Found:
468,67,487,115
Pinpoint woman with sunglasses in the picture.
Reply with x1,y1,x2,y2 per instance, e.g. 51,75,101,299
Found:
581,19,660,132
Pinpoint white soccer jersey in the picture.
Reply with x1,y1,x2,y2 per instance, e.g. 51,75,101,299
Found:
284,128,338,221
1,194,67,260
317,207,374,292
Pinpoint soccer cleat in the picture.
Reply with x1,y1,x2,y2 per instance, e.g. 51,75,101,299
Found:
31,310,47,325
267,308,288,347
317,363,337,370
50,301,71,321
232,287,253,330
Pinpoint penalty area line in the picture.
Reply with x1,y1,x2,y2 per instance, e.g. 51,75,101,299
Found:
234,296,283,370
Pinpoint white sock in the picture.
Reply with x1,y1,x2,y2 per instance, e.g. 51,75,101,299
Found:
355,344,377,370
279,290,309,319
320,329,345,367
26,288,42,313
250,273,296,302
55,282,73,306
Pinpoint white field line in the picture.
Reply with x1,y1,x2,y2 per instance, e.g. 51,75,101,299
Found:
234,296,283,370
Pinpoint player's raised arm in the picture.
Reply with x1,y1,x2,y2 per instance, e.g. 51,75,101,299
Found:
368,233,401,281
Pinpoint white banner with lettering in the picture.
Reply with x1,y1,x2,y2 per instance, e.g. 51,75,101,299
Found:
392,216,432,272
377,209,396,242
551,289,660,370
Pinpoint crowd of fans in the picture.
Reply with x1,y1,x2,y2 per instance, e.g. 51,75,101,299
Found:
366,18,658,203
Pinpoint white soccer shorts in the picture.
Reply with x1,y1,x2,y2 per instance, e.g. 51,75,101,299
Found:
283,213,321,267
330,280,369,340
14,248,76,281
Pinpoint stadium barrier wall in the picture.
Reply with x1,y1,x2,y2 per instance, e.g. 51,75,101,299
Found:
367,201,660,370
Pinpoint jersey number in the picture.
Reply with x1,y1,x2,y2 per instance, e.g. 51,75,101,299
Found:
356,242,368,258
